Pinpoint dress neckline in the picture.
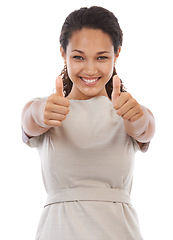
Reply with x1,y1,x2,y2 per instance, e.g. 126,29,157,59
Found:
68,95,111,102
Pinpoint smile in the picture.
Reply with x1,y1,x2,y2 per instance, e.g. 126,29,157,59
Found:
80,77,100,85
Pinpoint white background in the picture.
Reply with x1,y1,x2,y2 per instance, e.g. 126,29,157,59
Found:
0,0,172,239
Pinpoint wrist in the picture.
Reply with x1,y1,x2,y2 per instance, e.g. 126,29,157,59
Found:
31,100,50,129
124,105,155,143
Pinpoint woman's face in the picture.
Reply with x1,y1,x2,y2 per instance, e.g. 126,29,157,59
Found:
61,28,120,100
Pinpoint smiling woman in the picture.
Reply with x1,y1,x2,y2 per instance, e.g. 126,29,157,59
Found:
21,6,155,240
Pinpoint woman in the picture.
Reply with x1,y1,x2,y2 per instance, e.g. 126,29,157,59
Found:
22,6,155,240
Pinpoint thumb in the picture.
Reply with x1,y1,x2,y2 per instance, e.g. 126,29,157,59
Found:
56,76,64,97
112,75,121,101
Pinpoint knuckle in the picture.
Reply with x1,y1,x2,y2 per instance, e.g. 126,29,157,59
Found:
130,97,135,103
66,107,70,114
137,105,141,113
44,112,47,121
63,99,70,107
123,92,131,99
133,99,137,105
139,112,143,118
113,102,119,110
56,95,61,101
44,119,49,125
44,111,48,119
126,92,132,98
48,94,58,104
139,105,143,111
47,94,54,101
62,115,66,121
57,121,62,127
45,102,51,111
116,109,122,116
122,114,128,120
67,100,70,107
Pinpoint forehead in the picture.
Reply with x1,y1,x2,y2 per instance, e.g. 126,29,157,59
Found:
67,28,114,53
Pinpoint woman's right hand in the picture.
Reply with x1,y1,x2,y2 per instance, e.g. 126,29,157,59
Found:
44,76,70,127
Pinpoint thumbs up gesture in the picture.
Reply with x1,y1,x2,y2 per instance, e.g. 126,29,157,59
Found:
112,75,143,122
44,76,70,127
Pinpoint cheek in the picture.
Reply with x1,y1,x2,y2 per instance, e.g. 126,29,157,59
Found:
67,61,83,77
101,61,114,76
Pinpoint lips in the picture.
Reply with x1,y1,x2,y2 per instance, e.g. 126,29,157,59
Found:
80,77,100,85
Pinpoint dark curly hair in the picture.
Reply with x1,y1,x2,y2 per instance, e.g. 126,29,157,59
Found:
59,6,125,99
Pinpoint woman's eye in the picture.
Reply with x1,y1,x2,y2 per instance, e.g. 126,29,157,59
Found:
73,56,84,60
97,56,108,60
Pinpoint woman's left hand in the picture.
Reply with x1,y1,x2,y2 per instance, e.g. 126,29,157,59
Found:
111,75,143,122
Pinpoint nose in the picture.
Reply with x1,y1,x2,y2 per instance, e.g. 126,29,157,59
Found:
83,60,98,76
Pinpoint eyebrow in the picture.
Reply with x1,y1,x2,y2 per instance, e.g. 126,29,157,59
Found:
72,50,110,54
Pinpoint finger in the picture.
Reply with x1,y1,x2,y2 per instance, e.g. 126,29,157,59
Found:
121,107,137,120
112,75,121,101
129,113,143,122
56,76,64,97
115,94,135,115
44,119,63,127
45,112,67,122
50,104,70,115
44,104,69,117
48,94,70,107
121,105,143,121
112,92,131,111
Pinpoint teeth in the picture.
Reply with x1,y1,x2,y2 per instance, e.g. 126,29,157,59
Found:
81,78,99,83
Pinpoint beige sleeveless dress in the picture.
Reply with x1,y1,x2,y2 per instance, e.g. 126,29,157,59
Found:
23,96,147,240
